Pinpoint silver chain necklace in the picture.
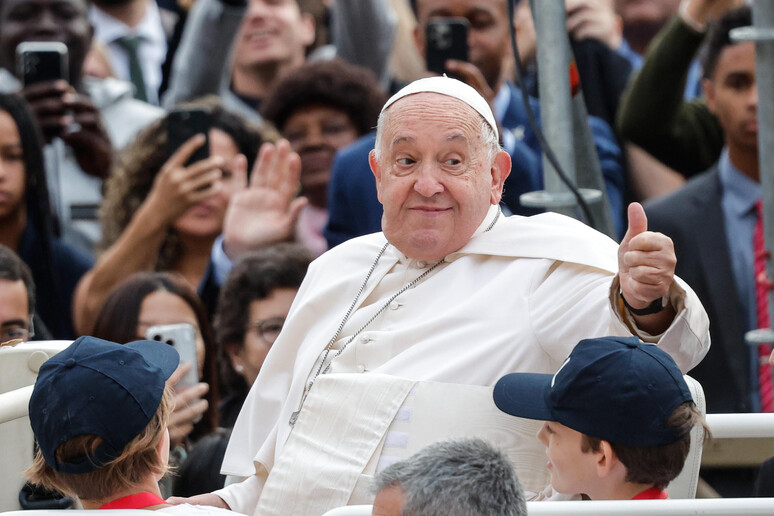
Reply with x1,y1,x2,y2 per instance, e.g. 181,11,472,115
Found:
289,208,501,426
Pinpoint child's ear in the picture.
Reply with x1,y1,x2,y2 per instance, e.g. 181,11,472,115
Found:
595,440,620,479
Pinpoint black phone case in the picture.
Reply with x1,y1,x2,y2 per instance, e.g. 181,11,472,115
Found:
19,50,67,86
426,18,469,79
167,109,211,165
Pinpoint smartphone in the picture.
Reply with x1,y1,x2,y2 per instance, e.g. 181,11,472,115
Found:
167,108,211,165
425,18,469,80
15,42,69,86
145,323,199,389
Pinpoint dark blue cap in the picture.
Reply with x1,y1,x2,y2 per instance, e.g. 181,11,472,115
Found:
493,336,693,446
29,336,179,474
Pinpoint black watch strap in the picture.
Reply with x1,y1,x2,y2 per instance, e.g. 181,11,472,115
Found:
620,291,666,316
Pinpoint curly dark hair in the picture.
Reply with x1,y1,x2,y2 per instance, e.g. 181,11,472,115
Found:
98,96,277,270
215,243,312,394
701,6,752,80
261,58,385,136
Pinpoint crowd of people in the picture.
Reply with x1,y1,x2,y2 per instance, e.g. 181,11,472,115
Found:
1,0,772,513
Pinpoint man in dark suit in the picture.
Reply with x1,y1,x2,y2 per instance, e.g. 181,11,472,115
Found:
646,6,757,415
644,7,759,496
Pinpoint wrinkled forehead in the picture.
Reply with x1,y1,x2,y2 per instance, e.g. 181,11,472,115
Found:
379,92,487,141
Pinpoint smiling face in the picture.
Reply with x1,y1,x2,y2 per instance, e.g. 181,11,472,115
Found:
173,128,243,239
370,93,509,261
0,110,26,224
704,41,758,176
537,421,600,496
282,104,359,207
0,0,91,85
232,0,314,73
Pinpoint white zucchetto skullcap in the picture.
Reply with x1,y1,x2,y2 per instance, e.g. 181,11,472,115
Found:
381,76,499,140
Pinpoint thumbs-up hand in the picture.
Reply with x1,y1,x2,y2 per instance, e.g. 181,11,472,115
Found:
618,202,676,310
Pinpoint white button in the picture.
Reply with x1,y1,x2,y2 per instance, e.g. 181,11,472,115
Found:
416,260,427,268
359,334,369,343
356,364,366,373
389,301,400,310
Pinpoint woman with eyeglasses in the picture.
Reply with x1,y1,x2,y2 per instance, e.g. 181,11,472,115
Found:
214,243,311,428
0,94,93,340
72,97,276,335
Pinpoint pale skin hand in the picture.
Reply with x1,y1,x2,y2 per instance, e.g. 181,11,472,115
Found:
167,493,230,509
166,362,209,448
222,139,307,261
618,202,678,334
682,0,744,26
565,0,623,49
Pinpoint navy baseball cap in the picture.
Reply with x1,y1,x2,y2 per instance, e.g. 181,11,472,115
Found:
493,336,694,446
29,336,179,474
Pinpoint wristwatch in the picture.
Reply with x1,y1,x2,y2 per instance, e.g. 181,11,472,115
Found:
620,290,666,316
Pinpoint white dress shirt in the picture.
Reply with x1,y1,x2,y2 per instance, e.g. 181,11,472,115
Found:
89,1,167,105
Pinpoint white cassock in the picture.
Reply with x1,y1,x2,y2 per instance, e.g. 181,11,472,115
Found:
215,206,710,514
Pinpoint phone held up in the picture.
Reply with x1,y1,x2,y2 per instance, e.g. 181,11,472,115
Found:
167,108,212,166
145,323,199,390
425,18,469,81
16,41,69,87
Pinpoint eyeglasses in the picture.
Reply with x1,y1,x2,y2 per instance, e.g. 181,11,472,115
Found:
0,317,35,346
246,316,285,345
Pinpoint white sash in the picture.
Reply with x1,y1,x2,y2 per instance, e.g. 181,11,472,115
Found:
255,374,550,515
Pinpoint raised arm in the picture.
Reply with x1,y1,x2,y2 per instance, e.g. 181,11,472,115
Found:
162,0,246,107
72,135,233,334
616,0,734,174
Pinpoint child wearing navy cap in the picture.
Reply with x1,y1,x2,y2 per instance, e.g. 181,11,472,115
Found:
494,336,709,500
25,336,245,514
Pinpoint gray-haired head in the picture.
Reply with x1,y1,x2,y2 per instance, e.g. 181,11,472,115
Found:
371,438,526,516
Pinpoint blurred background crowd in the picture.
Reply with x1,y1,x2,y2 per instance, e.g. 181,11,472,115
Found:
0,0,767,500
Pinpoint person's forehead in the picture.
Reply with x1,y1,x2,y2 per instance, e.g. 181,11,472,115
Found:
0,278,29,316
713,41,756,79
415,0,505,19
383,93,483,134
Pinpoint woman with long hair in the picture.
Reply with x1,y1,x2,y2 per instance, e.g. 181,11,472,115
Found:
0,93,92,338
73,98,275,334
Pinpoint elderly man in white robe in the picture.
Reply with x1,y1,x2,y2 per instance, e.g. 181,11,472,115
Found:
172,77,710,515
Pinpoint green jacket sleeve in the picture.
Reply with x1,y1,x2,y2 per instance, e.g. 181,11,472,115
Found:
616,16,724,175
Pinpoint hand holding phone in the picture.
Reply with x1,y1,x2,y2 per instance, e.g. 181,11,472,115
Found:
146,323,199,389
425,18,469,80
16,42,69,86
167,108,212,165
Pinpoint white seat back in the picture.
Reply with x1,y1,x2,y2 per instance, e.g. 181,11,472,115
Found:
0,341,71,512
666,375,706,498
